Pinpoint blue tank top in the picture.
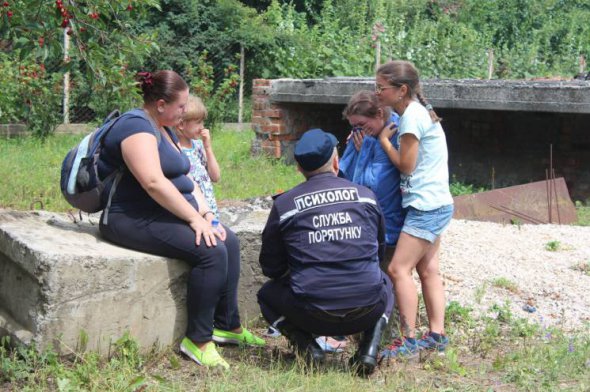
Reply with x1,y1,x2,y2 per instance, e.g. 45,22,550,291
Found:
98,109,196,213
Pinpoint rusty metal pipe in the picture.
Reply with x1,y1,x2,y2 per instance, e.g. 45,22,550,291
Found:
552,168,561,224
546,169,551,223
489,204,545,224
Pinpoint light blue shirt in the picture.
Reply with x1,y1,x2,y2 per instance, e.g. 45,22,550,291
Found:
398,101,453,210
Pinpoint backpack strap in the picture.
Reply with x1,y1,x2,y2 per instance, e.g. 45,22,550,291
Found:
101,109,162,225
101,171,123,225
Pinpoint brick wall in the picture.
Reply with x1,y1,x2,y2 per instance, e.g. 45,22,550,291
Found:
251,79,350,163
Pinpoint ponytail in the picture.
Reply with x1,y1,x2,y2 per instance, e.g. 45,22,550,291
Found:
416,91,441,123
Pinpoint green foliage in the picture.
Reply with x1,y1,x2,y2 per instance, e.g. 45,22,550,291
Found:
252,0,590,79
137,0,273,81
575,201,590,226
490,302,514,323
0,52,62,137
474,282,488,304
445,301,474,329
449,177,486,196
491,278,519,294
259,0,376,78
0,131,304,211
187,51,240,131
111,332,143,370
545,240,561,251
2,317,590,390
212,130,303,201
0,0,159,135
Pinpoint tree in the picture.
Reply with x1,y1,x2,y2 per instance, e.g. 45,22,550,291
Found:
0,0,160,137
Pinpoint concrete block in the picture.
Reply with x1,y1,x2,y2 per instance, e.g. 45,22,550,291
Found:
0,208,269,353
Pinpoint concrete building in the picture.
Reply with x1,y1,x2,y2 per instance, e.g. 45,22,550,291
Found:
251,78,590,201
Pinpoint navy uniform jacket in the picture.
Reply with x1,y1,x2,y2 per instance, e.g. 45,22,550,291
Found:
259,172,387,311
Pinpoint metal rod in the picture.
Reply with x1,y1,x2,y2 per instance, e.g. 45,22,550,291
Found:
552,169,561,224
549,144,554,223
489,204,545,224
545,169,551,223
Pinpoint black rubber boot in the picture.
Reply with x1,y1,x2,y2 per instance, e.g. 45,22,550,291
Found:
278,323,325,365
350,316,388,376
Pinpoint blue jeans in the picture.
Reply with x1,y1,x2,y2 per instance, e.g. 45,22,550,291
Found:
402,204,454,243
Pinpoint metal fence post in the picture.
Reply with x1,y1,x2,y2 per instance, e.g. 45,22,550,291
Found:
63,28,70,124
238,43,245,128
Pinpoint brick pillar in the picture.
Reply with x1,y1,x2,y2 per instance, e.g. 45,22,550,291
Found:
251,79,297,161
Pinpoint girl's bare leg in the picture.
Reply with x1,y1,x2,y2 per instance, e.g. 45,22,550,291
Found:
387,232,431,338
416,238,445,334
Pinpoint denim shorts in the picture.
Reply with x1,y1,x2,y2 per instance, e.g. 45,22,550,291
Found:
402,204,454,243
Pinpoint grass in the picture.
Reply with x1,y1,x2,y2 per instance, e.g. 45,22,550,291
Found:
2,132,590,390
1,132,590,228
2,305,589,391
545,240,562,252
491,277,519,294
571,261,590,276
0,130,303,211
575,203,590,226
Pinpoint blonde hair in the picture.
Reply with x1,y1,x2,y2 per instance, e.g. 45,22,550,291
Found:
182,95,208,122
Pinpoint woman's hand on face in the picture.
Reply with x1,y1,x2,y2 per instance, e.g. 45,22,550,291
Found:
188,217,218,247
351,129,364,151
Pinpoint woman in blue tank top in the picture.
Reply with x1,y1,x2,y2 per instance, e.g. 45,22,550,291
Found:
99,70,264,370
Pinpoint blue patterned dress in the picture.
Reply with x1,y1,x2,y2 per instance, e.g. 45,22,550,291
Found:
181,139,219,217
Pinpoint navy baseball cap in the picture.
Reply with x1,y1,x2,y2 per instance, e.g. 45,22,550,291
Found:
294,128,338,171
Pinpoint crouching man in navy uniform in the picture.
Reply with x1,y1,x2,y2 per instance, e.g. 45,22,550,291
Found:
257,128,395,375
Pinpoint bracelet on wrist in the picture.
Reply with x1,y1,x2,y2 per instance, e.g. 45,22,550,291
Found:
202,210,214,218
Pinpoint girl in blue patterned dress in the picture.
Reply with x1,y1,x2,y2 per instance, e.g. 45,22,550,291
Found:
175,95,221,218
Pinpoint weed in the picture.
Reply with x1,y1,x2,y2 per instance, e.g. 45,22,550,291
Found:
474,283,488,304
445,301,474,329
490,302,513,323
510,218,522,229
2,322,589,391
545,240,561,251
575,201,590,226
571,260,590,276
491,277,519,293
509,318,539,339
449,176,486,197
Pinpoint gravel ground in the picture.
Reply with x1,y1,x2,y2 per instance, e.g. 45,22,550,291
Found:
440,219,590,331
219,198,590,331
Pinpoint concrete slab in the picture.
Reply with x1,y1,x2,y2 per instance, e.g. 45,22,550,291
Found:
269,78,590,114
0,208,269,353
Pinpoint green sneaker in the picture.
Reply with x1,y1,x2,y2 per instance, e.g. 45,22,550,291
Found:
179,338,229,370
212,328,266,347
